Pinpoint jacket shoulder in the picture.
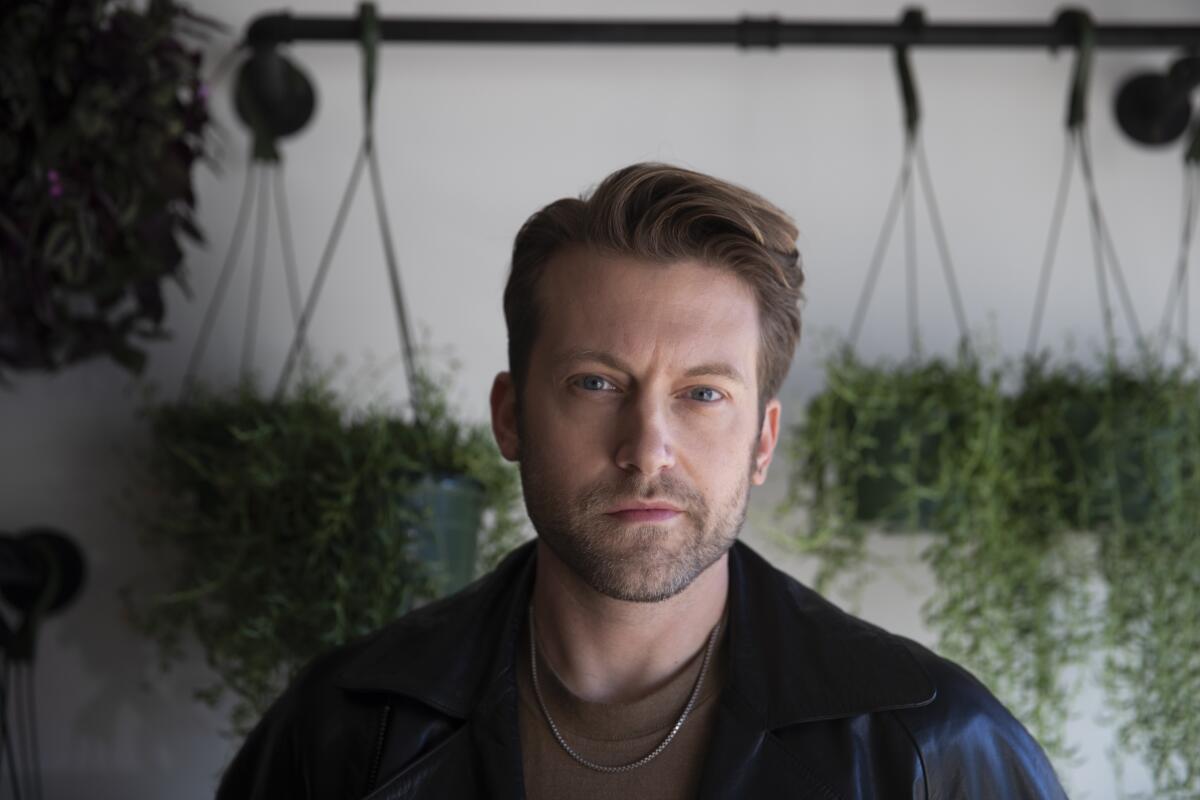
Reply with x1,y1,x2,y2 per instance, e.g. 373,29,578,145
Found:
214,543,536,800
213,635,383,800
889,638,1069,800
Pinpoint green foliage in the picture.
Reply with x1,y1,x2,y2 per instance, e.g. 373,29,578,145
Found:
1093,359,1200,797
785,345,1200,794
787,345,981,590
121,361,525,735
0,0,219,382
917,354,1093,764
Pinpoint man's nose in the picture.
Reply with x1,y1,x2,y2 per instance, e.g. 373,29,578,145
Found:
613,396,676,477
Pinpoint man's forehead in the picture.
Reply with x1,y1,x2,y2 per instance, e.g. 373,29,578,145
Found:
537,250,756,316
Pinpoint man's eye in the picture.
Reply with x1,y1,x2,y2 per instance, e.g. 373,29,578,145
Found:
577,375,617,392
689,387,724,403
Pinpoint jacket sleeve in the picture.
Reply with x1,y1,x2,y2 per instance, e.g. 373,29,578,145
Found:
897,649,1069,800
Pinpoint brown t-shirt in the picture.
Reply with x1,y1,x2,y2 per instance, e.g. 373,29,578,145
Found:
517,612,729,800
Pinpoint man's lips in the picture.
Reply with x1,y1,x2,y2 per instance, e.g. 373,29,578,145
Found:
605,506,682,523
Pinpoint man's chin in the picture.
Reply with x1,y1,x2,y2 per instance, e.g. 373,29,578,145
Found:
584,564,697,604
569,537,730,604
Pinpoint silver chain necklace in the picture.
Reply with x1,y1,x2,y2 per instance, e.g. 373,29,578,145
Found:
527,604,723,773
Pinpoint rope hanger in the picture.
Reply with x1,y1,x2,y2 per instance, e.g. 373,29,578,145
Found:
846,8,971,360
184,3,426,423
1025,9,1147,364
1156,123,1200,361
273,2,422,412
187,5,1200,393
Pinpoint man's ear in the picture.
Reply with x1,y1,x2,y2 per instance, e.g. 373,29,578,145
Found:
752,398,781,486
490,371,520,462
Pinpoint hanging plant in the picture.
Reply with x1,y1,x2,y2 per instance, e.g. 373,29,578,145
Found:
0,0,220,383
794,347,971,536
120,4,530,736
121,357,525,735
786,347,969,599
918,352,1094,762
1092,355,1200,794
785,13,1200,782
788,346,1093,759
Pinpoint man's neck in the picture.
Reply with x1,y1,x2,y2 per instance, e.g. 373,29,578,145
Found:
529,540,730,705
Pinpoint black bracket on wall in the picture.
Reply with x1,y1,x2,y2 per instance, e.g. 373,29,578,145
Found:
236,10,1200,147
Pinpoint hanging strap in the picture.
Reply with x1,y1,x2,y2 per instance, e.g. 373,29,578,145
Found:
848,10,923,352
849,7,971,358
361,1,380,150
358,1,424,419
1025,132,1076,357
1156,124,1200,356
1188,119,1200,166
275,1,427,447
1055,8,1094,131
893,9,923,141
182,162,258,397
1028,8,1145,361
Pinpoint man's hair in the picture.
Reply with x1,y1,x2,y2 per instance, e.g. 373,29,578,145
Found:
503,162,805,418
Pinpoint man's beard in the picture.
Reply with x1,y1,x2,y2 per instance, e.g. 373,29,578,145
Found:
517,425,756,603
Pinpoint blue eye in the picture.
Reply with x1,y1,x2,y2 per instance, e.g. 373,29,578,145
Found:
577,375,616,392
690,387,724,403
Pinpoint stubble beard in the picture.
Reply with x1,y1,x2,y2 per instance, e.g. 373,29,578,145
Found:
517,427,757,604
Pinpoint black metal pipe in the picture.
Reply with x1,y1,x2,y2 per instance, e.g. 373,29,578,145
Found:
244,14,1200,50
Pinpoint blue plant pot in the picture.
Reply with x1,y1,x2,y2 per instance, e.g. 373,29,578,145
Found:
406,474,486,598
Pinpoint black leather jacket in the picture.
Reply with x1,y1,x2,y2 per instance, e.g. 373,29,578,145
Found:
216,540,1068,799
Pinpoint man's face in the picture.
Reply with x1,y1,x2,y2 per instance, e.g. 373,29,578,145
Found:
491,248,781,603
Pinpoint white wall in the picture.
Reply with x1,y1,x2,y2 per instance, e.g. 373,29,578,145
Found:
3,0,1198,797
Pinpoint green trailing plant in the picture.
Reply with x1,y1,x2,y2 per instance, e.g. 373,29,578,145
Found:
1014,354,1194,531
787,344,979,592
788,345,1095,760
918,353,1093,764
0,0,220,382
1092,355,1200,797
785,346,1200,788
121,359,525,735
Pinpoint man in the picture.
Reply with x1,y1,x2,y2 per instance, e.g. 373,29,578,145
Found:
216,164,1067,799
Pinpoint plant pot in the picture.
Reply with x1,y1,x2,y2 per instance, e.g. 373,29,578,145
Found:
1105,422,1186,526
406,473,487,599
853,416,941,530
1011,362,1103,530
1045,398,1102,530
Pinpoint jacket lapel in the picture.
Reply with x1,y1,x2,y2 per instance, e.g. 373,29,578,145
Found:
337,543,536,799
696,685,842,800
359,725,480,800
722,542,936,728
694,543,935,800
358,679,530,800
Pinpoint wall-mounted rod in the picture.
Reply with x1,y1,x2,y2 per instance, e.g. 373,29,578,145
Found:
244,14,1200,50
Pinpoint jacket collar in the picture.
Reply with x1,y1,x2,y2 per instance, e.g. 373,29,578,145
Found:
335,539,935,728
335,539,535,718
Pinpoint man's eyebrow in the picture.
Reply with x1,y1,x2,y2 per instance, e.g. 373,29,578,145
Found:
553,349,628,374
552,349,748,386
682,362,748,386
